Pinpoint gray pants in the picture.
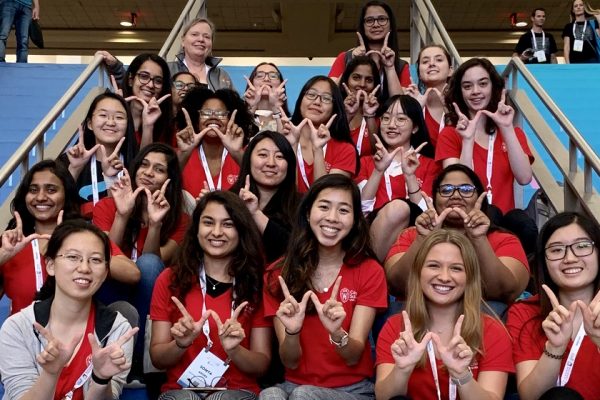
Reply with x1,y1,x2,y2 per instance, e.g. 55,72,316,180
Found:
258,380,374,400
159,389,257,400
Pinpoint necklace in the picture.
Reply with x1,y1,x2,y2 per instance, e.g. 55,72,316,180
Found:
205,275,221,291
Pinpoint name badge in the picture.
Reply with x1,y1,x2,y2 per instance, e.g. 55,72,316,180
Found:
573,39,584,52
177,347,229,388
534,50,547,62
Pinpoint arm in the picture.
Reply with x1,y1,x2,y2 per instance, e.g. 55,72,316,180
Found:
312,146,329,181
515,359,565,400
108,213,128,248
141,223,162,257
331,305,376,366
499,127,532,185
108,255,141,284
563,37,571,64
149,320,191,370
32,0,40,20
365,116,379,151
360,169,384,202
454,370,507,400
273,317,303,369
375,363,413,400
225,327,271,376
384,64,403,96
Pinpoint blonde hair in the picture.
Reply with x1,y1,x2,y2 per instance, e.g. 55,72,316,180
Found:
405,230,483,366
181,18,215,41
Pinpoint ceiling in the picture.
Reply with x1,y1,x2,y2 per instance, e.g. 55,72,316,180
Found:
9,0,572,59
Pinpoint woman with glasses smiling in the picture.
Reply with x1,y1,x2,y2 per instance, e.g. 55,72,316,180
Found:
171,72,199,130
384,164,530,304
507,212,600,399
329,1,410,100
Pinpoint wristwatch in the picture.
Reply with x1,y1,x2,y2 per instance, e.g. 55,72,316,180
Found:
329,330,349,348
450,367,473,386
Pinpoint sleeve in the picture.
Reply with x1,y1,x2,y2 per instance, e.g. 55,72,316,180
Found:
106,58,126,88
489,232,530,273
506,301,545,364
109,239,124,256
104,316,134,398
514,34,529,54
356,156,373,185
329,141,358,176
385,227,417,262
92,198,116,232
250,301,273,329
417,157,442,196
562,23,572,39
262,267,282,318
357,259,388,309
169,214,190,244
478,317,515,373
375,315,402,365
328,52,348,78
150,269,175,322
434,127,462,162
400,63,411,87
514,127,534,164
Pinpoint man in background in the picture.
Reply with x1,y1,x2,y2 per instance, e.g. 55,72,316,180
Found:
513,8,558,64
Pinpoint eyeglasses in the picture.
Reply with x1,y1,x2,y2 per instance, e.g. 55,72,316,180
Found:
438,184,477,198
56,253,106,266
381,114,411,126
92,112,127,124
255,71,280,80
136,72,164,87
304,89,333,104
173,81,197,91
545,240,595,261
364,16,389,27
199,109,230,119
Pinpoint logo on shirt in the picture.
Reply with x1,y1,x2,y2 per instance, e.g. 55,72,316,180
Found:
339,287,357,303
325,161,332,173
227,174,238,185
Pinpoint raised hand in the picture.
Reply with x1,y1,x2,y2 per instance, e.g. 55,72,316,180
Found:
98,137,125,177
145,179,171,225
362,84,381,116
308,114,336,150
1,212,51,258
279,111,307,148
400,142,427,177
366,32,396,68
270,79,288,109
110,74,123,97
243,76,262,111
109,169,144,217
372,135,402,173
405,78,427,107
351,32,367,58
453,102,481,142
88,327,138,380
276,276,313,335
213,109,245,154
176,108,213,154
342,84,361,119
541,284,578,351
450,192,489,239
34,322,82,376
131,94,171,128
431,315,473,378
170,296,211,349
207,301,248,353
577,289,600,347
481,89,514,129
310,276,346,335
66,125,101,171
239,175,259,215
391,311,433,370
414,193,453,237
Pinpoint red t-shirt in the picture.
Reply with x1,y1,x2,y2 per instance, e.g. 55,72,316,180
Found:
376,313,514,399
386,227,529,273
92,197,189,258
150,268,271,393
263,258,388,387
350,121,374,157
435,126,534,214
424,107,442,149
506,296,600,399
296,139,357,193
328,51,411,87
356,155,440,210
181,149,240,197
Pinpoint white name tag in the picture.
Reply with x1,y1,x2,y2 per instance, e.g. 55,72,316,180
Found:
573,39,584,52
177,348,229,388
534,50,547,62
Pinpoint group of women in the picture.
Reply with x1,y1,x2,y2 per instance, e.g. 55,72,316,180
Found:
1,1,599,399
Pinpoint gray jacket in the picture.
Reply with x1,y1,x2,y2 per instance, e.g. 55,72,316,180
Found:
0,298,133,400
168,53,235,92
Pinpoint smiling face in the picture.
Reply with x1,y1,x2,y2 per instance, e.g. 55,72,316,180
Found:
420,242,466,307
135,151,169,192
182,21,213,61
545,223,598,292
460,65,492,116
197,201,239,260
347,64,375,93
418,46,452,88
363,5,390,42
199,98,230,138
129,60,164,103
250,137,288,189
434,170,479,223
172,73,197,106
25,170,65,223
379,100,416,149
300,80,334,125
252,64,282,91
308,187,354,251
46,231,108,300
87,98,127,147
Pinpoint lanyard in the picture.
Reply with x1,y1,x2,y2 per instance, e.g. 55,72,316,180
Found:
427,340,456,400
558,324,586,386
297,143,328,189
356,118,367,155
531,30,545,50
573,20,587,40
31,239,44,291
198,266,235,350
199,145,228,191
383,152,420,201
130,242,138,262
485,133,496,205
90,154,124,205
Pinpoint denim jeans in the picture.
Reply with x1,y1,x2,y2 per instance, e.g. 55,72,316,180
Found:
0,0,32,62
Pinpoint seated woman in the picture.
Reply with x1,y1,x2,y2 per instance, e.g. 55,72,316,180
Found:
357,94,439,261
506,212,600,399
230,130,298,263
59,92,138,217
243,62,290,133
0,160,139,315
280,76,358,193
260,174,387,400
339,56,382,157
375,229,514,399
150,191,270,400
384,164,530,304
176,87,255,197
0,219,138,400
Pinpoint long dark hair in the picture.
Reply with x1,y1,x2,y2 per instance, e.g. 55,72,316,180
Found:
378,94,435,158
122,53,173,143
229,131,298,226
9,160,81,235
444,58,504,135
123,143,183,253
268,174,375,310
36,219,111,301
170,191,264,307
246,62,291,116
339,56,383,105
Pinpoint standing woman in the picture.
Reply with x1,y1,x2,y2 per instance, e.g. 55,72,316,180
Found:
260,174,388,400
230,130,298,263
171,72,199,124
281,76,358,193
375,229,514,400
168,18,234,90
150,191,271,400
329,1,408,97
506,212,600,399
59,92,138,217
244,62,290,133
0,220,138,400
562,0,600,64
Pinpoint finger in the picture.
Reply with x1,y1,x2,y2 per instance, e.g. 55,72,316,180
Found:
371,84,381,96
278,79,288,91
341,82,353,95
452,102,465,118
356,31,365,48
452,206,469,221
297,118,309,131
329,276,342,300
383,31,390,48
413,142,427,154
542,284,561,310
231,301,248,321
244,174,251,191
500,89,506,105
325,114,337,129
115,327,139,347
208,310,224,333
33,322,53,342
244,75,256,90
110,74,119,91
436,207,453,225
278,276,292,298
78,124,85,144
310,292,323,313
402,310,413,334
14,210,23,234
112,136,126,157
56,210,64,225
156,94,171,104
171,296,194,320
300,290,313,310
182,108,194,130
420,331,433,346
422,192,435,211
87,332,101,353
453,314,464,337
227,109,238,130
471,192,486,211
124,95,139,103
160,178,171,195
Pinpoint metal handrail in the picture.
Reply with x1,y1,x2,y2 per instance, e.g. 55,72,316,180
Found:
159,0,206,61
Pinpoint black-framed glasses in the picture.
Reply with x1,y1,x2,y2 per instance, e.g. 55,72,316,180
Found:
173,81,197,91
136,72,164,87
255,71,280,80
364,16,389,27
304,89,333,104
438,184,477,198
545,240,595,261
199,109,229,119
56,253,106,266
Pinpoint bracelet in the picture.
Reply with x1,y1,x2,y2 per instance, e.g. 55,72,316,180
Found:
285,327,301,336
91,371,111,385
543,347,565,360
363,113,376,118
407,186,421,195
175,340,192,349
